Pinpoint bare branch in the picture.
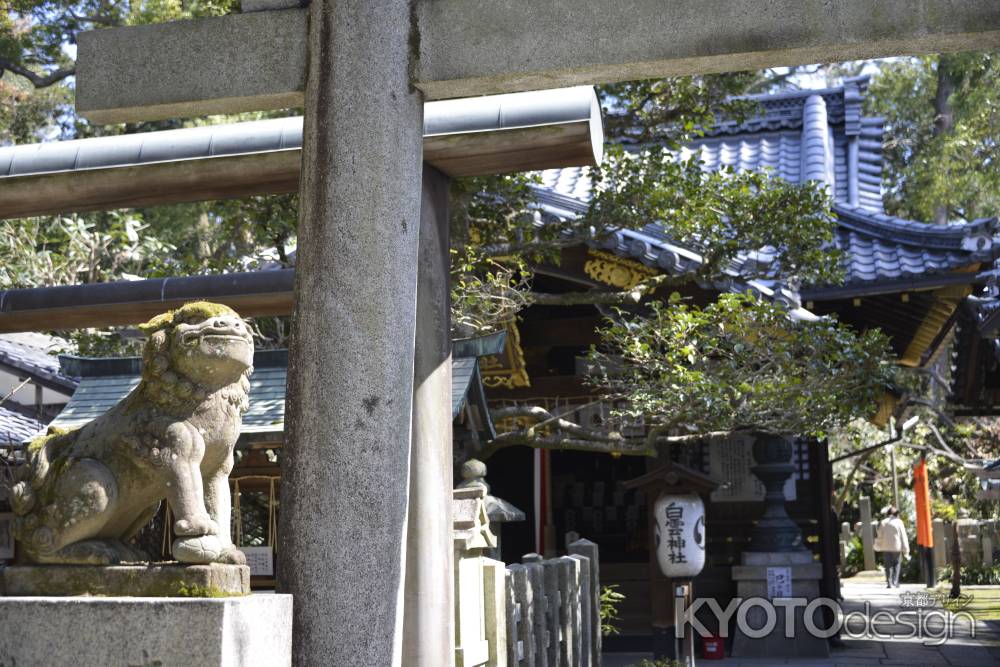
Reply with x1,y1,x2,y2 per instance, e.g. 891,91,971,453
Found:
478,239,581,257
491,405,624,443
480,433,652,459
0,59,75,88
527,273,680,307
64,10,119,26
491,401,604,432
484,403,749,460
527,290,645,306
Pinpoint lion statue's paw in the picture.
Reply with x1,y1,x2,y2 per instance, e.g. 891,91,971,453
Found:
174,515,219,537
218,546,247,566
172,535,226,563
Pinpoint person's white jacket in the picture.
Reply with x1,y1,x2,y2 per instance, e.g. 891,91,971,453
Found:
876,516,910,556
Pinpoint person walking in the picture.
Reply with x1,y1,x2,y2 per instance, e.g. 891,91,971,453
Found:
875,506,909,588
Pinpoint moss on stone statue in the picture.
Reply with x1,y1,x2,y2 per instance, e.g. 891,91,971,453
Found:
9,300,253,568
25,426,76,456
138,301,238,335
174,583,243,598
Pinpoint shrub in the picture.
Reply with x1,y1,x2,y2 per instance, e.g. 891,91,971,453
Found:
939,564,1000,585
841,535,865,577
601,584,626,637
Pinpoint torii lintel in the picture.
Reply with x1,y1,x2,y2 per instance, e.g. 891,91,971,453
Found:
76,0,1000,124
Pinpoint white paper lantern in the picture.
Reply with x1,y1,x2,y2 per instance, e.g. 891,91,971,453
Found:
653,492,705,578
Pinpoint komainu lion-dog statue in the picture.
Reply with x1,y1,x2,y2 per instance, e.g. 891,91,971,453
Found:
5,302,253,566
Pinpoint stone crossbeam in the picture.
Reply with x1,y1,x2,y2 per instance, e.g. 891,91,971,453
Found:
417,0,1000,99
77,10,308,123
77,1,1000,123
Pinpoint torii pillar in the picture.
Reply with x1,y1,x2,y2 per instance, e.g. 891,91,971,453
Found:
281,2,428,665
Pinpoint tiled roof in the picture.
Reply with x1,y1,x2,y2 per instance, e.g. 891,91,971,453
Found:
533,79,1000,290
0,333,77,392
833,205,998,285
0,406,43,445
49,368,287,441
48,336,503,444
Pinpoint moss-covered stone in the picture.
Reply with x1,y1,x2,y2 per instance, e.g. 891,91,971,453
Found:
3,563,250,597
25,425,76,456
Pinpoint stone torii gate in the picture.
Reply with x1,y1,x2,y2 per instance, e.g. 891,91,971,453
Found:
73,2,1000,666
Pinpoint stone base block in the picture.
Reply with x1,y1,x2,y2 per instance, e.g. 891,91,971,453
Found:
731,551,830,659
0,593,291,666
741,550,815,566
3,563,250,597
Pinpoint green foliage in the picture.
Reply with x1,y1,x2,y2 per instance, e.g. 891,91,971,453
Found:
841,535,866,578
589,292,893,436
450,70,843,328
599,71,762,148
938,564,1000,586
585,146,842,287
600,584,626,637
450,246,530,338
868,53,1000,222
932,498,958,523
0,213,173,289
627,660,683,667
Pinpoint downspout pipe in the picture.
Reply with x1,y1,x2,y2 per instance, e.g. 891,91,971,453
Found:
0,86,603,219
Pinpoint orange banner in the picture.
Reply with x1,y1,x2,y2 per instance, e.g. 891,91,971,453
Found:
914,458,933,547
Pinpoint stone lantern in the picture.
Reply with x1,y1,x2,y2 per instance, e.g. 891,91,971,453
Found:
747,432,806,552
457,458,525,560
732,432,828,660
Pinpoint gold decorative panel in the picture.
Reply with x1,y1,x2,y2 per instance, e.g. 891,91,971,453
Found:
481,320,531,389
584,249,658,289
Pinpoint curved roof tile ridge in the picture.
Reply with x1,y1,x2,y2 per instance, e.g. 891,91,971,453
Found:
801,94,832,186
704,76,870,138
0,406,44,445
832,204,1000,264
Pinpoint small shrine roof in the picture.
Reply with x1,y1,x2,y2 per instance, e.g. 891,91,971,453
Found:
0,406,44,446
46,338,501,446
623,460,722,494
0,333,77,393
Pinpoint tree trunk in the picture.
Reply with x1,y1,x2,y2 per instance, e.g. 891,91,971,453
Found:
950,521,962,599
932,55,959,225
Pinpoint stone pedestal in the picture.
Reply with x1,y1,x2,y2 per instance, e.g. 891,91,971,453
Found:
0,593,292,666
3,563,249,597
731,551,829,659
